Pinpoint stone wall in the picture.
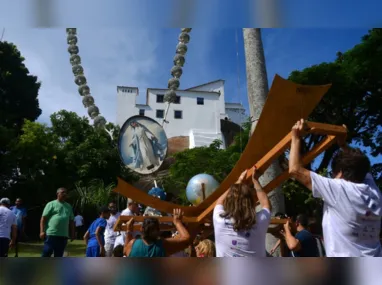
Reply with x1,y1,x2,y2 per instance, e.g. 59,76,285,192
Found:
167,136,189,155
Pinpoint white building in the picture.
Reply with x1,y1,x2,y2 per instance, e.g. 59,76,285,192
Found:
116,80,246,149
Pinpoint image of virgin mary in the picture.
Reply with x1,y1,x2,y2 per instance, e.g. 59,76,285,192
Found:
129,121,166,171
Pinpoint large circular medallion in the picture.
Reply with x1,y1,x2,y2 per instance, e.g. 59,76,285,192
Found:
118,116,168,175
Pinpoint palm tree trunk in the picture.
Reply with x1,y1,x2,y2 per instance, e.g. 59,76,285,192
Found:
243,28,285,257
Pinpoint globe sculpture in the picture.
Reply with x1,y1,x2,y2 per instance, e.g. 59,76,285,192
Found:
186,174,220,206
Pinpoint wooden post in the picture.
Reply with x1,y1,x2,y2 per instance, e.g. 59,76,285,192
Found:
201,183,206,201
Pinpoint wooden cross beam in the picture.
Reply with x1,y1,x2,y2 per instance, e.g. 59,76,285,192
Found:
113,215,288,232
113,121,346,230
113,75,333,216
195,121,346,222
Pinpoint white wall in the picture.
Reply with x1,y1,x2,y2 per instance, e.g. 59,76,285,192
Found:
187,80,227,119
116,86,140,126
225,103,247,126
116,87,222,139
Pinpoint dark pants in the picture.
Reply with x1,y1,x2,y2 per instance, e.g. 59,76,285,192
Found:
0,238,10,257
76,226,84,240
41,236,68,257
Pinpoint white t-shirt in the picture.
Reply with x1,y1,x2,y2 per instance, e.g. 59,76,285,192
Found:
213,204,271,257
311,172,382,257
0,206,17,239
114,208,140,248
104,212,120,245
74,215,84,227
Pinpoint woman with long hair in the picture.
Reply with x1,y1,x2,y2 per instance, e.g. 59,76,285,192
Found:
123,209,190,257
213,167,271,257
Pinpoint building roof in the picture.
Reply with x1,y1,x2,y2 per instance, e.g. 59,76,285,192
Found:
117,81,223,106
225,102,245,109
116,80,224,93
144,88,220,106
117,86,139,91
147,88,220,95
185,79,225,91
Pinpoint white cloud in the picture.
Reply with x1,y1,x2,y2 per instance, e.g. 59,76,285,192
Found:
2,27,220,126
3,28,165,124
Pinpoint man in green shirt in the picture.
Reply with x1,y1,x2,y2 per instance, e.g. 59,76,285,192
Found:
40,188,75,257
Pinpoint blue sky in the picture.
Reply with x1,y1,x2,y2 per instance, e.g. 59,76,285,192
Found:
0,1,380,166
3,27,379,166
2,0,380,28
152,28,371,113
6,27,372,122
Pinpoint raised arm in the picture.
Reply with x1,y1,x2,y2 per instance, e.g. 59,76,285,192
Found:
282,220,301,252
163,209,191,256
252,167,271,211
289,119,312,190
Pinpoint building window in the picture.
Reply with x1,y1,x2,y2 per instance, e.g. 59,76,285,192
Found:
156,109,164,118
174,110,182,119
174,96,181,104
157,94,164,103
139,109,145,116
197,97,204,105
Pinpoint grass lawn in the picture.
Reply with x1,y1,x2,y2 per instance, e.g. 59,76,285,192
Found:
8,240,87,257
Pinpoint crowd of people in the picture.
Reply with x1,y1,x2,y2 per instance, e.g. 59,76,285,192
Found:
0,119,381,258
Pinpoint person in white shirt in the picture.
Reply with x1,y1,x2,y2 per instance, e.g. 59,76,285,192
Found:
114,199,139,249
104,202,121,257
288,119,382,257
213,167,272,257
0,198,18,257
74,212,84,240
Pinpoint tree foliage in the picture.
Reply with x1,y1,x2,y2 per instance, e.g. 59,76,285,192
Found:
163,119,252,205
71,179,128,213
288,29,382,176
0,41,41,189
4,110,138,208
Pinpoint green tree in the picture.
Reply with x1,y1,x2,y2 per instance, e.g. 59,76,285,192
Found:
0,41,41,190
163,120,252,205
288,29,382,172
49,110,137,188
7,110,137,207
71,179,127,213
283,29,382,215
